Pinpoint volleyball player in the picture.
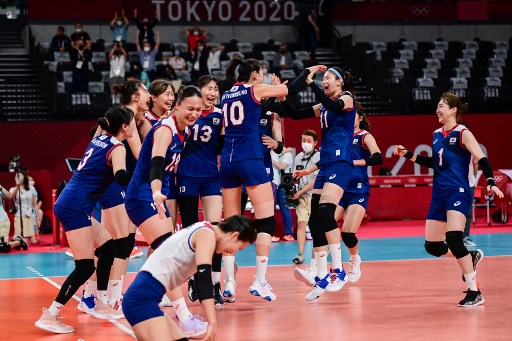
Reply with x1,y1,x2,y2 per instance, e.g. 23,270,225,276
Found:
122,215,257,341
35,106,135,334
220,58,306,302
394,92,504,307
279,65,357,301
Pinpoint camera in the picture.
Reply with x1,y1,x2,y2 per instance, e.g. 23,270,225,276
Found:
280,172,298,206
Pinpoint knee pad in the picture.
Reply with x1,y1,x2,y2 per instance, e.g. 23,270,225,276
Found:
253,216,275,236
114,236,132,260
445,231,469,259
125,233,136,258
424,241,448,257
342,232,358,248
150,231,173,251
96,239,116,266
309,194,327,247
317,203,338,233
74,259,96,282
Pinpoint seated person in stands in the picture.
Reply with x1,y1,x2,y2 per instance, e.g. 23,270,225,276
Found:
70,23,92,50
110,9,130,44
50,26,71,53
272,43,293,73
170,47,187,71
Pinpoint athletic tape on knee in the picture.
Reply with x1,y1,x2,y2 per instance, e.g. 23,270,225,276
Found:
317,203,338,233
96,239,116,290
341,232,358,248
252,201,275,216
253,216,275,236
55,259,95,305
445,231,469,259
424,241,448,257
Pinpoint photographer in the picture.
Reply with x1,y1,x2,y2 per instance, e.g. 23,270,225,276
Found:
0,182,28,252
290,129,320,264
9,171,40,245
271,147,295,242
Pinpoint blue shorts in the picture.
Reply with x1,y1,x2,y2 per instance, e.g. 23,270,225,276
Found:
338,192,369,210
176,175,222,198
126,200,170,227
314,161,353,191
123,271,166,327
166,173,177,200
54,205,92,232
427,188,472,222
220,159,270,189
98,182,126,210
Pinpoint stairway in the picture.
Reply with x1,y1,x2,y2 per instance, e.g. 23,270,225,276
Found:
0,30,50,121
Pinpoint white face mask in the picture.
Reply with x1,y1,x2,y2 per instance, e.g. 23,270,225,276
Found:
302,142,314,154
143,46,150,52
76,28,82,32
162,60,168,65
29,181,35,187
116,20,123,26
193,31,199,36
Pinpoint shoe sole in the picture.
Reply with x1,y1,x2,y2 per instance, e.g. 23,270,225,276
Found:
90,310,124,320
249,289,276,301
222,290,236,303
458,297,485,308
293,268,315,287
77,302,95,314
35,321,74,334
325,280,347,292
182,329,207,338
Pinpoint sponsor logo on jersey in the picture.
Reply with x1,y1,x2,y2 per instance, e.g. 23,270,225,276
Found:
353,138,358,144
212,118,221,125
260,119,268,126
329,174,336,180
336,150,340,156
454,201,461,206
358,198,365,203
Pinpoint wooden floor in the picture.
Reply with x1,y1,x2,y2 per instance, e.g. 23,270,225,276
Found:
2,256,511,341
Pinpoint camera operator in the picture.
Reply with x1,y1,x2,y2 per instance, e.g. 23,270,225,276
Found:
290,129,320,264
271,147,295,242
0,182,28,252
9,171,40,245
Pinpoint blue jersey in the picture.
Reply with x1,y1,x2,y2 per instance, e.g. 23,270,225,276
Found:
56,134,124,213
259,111,274,179
432,125,472,194
346,130,371,194
144,110,160,126
319,91,356,166
127,116,190,202
221,83,263,162
177,107,223,178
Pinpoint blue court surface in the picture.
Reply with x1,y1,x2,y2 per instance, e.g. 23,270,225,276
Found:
2,233,511,280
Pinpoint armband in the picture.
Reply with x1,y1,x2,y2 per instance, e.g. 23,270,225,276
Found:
150,156,165,182
274,141,284,154
194,264,214,302
364,152,383,166
404,151,414,159
114,169,133,186
477,157,496,187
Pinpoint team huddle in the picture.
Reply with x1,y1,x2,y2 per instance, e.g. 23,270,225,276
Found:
34,59,504,341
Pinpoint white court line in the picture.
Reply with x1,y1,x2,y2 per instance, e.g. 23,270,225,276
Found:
26,266,135,338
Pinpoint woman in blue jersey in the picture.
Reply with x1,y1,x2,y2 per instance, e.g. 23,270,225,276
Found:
35,106,135,334
122,215,256,341
394,92,503,307
220,58,307,302
126,86,208,337
279,65,358,301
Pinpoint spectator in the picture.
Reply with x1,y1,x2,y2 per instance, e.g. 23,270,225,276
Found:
132,62,150,88
169,47,188,71
304,6,320,62
70,23,92,50
290,129,320,264
261,61,273,85
185,26,208,53
50,26,71,53
9,171,40,245
133,8,158,47
272,43,293,72
27,175,43,231
207,44,224,73
464,155,479,247
316,0,333,47
157,57,182,90
271,147,295,242
110,9,130,43
189,39,209,83
136,30,160,81
108,42,128,99
69,39,92,93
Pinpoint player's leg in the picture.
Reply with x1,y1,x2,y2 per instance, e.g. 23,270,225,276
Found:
342,204,366,283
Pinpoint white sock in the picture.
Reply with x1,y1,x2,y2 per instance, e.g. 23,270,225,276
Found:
172,297,192,321
84,280,96,297
463,271,478,291
108,279,123,303
350,252,359,262
256,256,268,283
97,290,108,304
329,243,343,270
48,301,64,316
315,251,328,278
310,256,318,272
223,255,236,282
212,271,221,284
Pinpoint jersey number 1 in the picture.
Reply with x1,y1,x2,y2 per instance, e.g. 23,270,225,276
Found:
438,148,444,166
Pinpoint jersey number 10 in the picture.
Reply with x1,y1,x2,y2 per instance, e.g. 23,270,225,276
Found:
223,100,245,127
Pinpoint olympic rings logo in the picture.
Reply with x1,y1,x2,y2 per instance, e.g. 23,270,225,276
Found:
410,5,431,16
494,175,503,182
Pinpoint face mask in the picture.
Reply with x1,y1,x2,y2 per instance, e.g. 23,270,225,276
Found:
197,45,203,51
193,31,199,36
262,68,268,75
76,28,82,32
162,60,168,65
29,181,35,187
302,142,314,154
174,51,180,56
143,46,150,52
116,20,123,26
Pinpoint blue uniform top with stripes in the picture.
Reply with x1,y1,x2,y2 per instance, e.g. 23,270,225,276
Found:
127,115,189,202
143,110,160,126
177,106,223,178
432,124,472,194
55,134,124,213
319,91,357,166
259,111,274,180
346,130,371,194
221,83,263,162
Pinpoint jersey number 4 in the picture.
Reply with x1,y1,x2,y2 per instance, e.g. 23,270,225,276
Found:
223,100,244,127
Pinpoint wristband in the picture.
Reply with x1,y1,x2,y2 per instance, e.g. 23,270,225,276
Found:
404,151,414,159
152,190,163,201
486,178,497,188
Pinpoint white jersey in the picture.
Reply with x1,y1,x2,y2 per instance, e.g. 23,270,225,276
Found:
140,221,214,291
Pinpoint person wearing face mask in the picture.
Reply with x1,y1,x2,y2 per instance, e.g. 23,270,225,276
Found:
207,44,224,73
9,171,40,245
110,9,130,44
133,8,158,47
70,23,92,50
27,175,44,233
289,129,320,264
108,42,128,103
169,48,187,71
261,61,273,85
70,38,93,93
185,26,208,53
136,30,160,81
189,40,209,84
272,43,293,72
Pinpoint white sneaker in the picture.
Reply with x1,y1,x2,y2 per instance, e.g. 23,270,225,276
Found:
159,294,173,307
348,254,362,282
305,274,330,301
129,246,144,259
325,268,348,293
249,276,277,301
77,292,96,314
178,315,208,337
91,299,124,320
293,267,315,287
35,308,74,334
223,279,236,303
